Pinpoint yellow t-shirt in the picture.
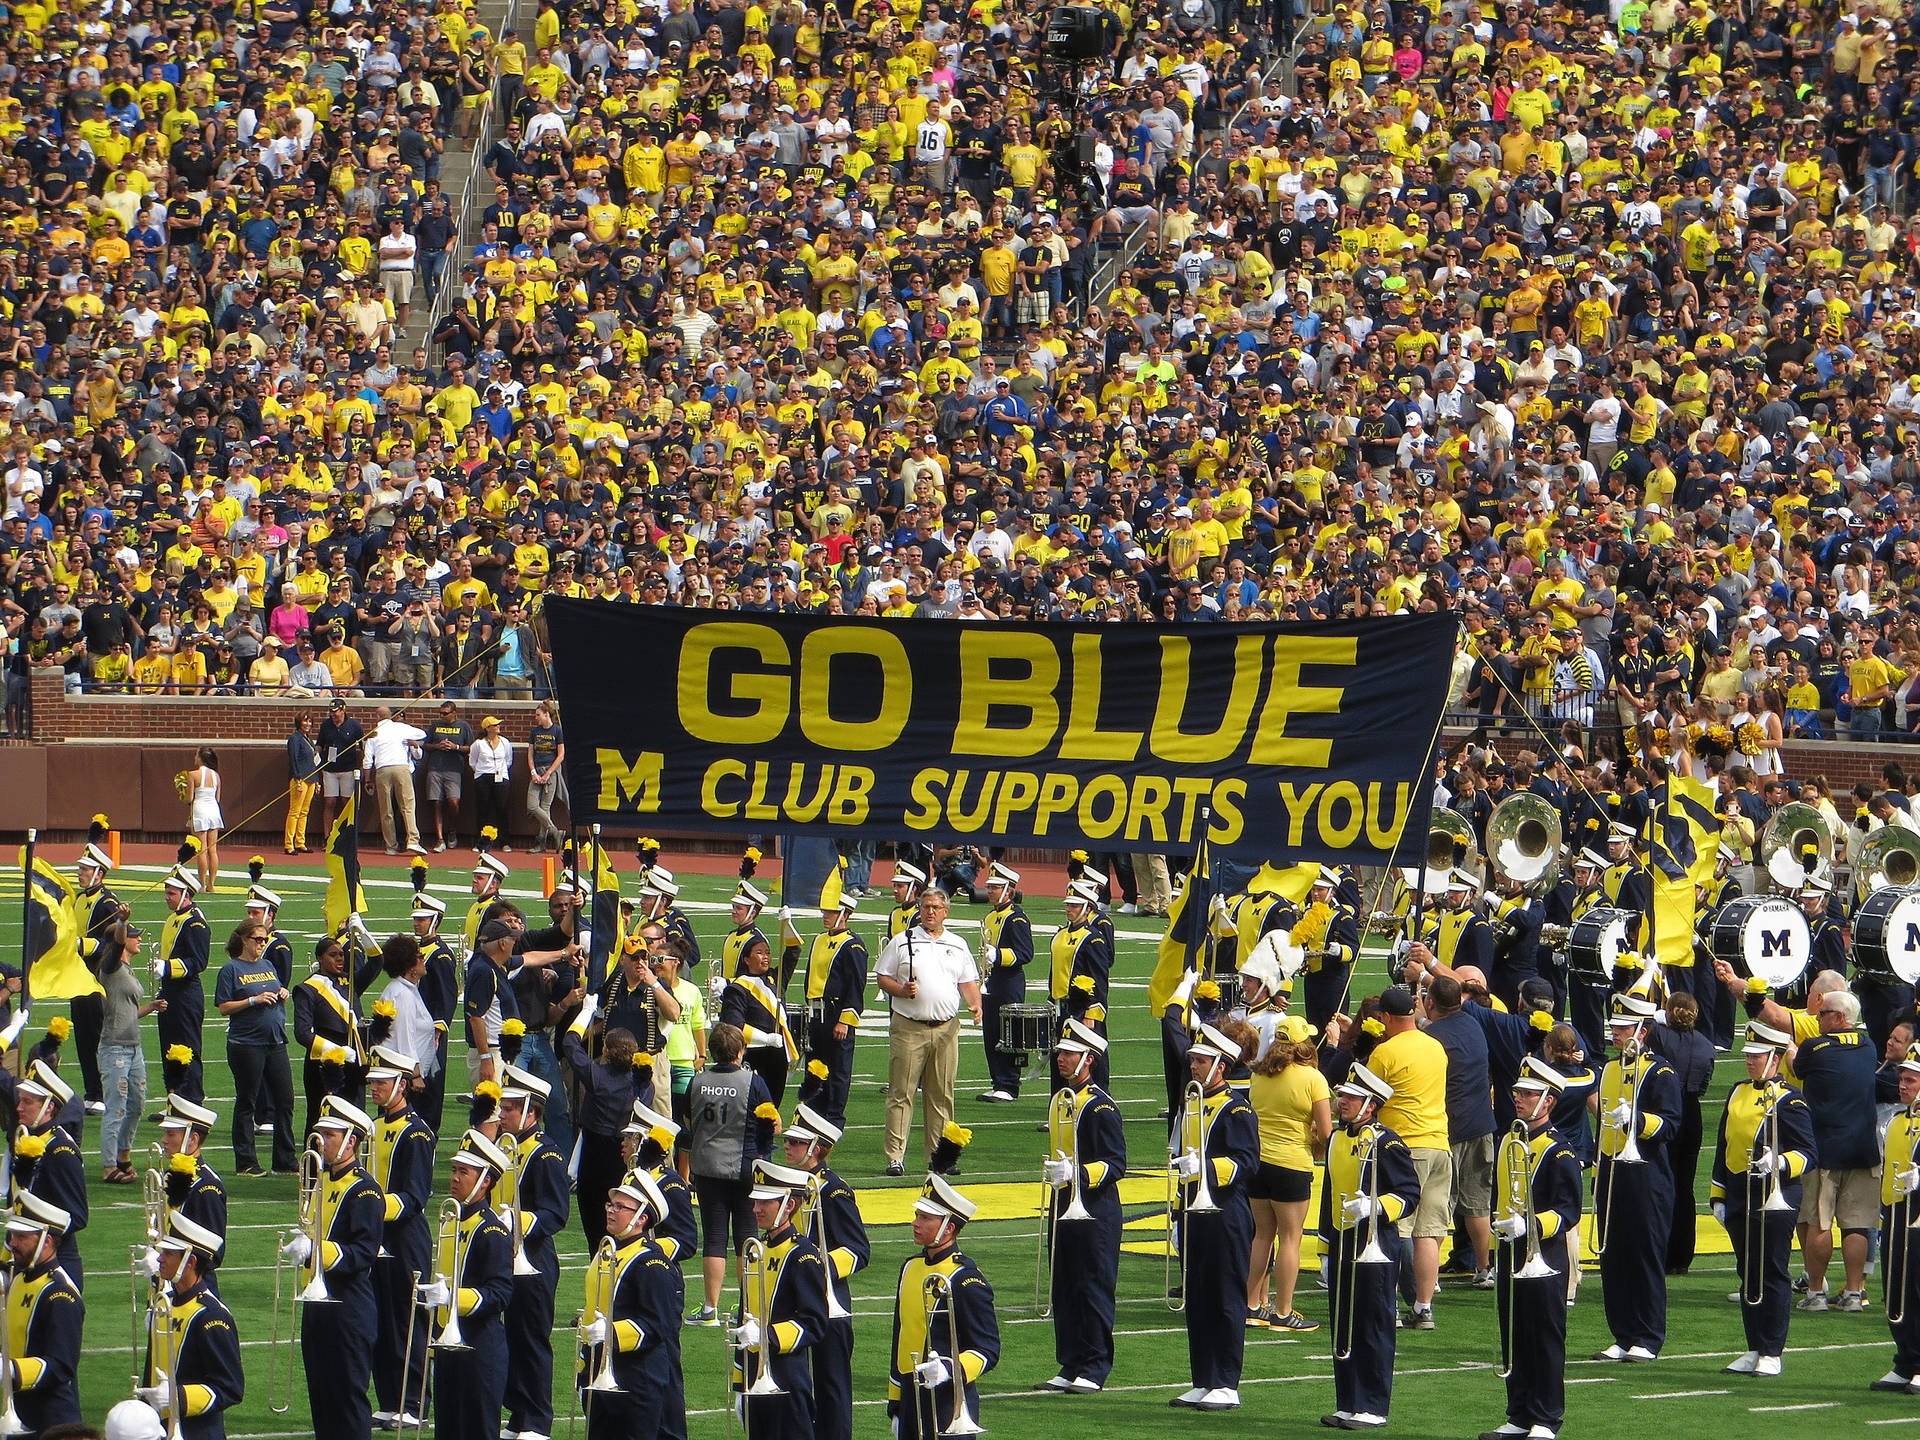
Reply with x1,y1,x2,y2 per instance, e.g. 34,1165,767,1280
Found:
1249,1062,1332,1170
1368,1027,1450,1149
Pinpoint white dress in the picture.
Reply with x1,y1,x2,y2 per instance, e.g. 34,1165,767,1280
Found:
189,766,223,833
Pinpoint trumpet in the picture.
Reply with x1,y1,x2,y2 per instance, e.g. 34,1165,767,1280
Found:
1495,1121,1556,1378
1537,923,1570,950
1035,1089,1091,1318
802,1173,850,1322
1745,1082,1795,1306
1333,1130,1393,1363
567,1234,622,1437
1164,1080,1217,1312
914,1270,984,1438
1593,1041,1645,1258
727,1237,785,1433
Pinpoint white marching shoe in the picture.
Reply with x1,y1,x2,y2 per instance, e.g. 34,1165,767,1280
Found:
1754,1355,1782,1377
1724,1351,1760,1375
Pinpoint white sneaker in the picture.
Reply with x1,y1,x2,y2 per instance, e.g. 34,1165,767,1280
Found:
396,1416,423,1430
1754,1355,1781,1377
1624,1346,1657,1362
373,1413,396,1429
407,842,428,854
84,1100,105,1116
519,1432,552,1440
1871,1370,1913,1392
1724,1351,1760,1375
1196,1389,1240,1411
1118,902,1139,915
977,1090,1015,1104
1795,1289,1828,1311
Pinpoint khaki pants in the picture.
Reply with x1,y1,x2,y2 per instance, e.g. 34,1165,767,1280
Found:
375,764,419,849
1132,853,1172,912
884,1014,960,1166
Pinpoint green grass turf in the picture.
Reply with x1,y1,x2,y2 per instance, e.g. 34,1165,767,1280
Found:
0,855,1912,1438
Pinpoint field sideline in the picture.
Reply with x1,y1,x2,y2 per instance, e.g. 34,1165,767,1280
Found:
0,852,1913,1439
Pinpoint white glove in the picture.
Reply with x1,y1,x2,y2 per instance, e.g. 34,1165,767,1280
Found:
1208,895,1235,937
892,1418,902,1439
915,1357,952,1389
279,1234,312,1265
1750,1147,1776,1175
729,1317,762,1350
1711,1201,1727,1228
1342,1195,1376,1224
1171,1152,1201,1181
1900,1167,1920,1197
0,1008,28,1053
347,912,376,952
580,1318,607,1346
1043,1156,1073,1187
576,990,601,1025
1494,1214,1528,1242
416,1279,451,1308
139,1246,160,1280
747,1029,782,1049
1606,1102,1633,1128
779,905,794,926
137,1373,171,1411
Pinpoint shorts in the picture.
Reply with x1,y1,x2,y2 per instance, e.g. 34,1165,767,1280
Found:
1249,1162,1312,1204
322,770,359,799
427,769,463,801
1400,1147,1456,1239
1449,1134,1496,1219
1799,1166,1882,1232
693,1173,755,1258
382,268,415,305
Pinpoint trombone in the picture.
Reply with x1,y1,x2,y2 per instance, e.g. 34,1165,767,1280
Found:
802,1173,850,1322
138,1282,184,1440
1744,1082,1795,1306
430,1198,471,1353
1333,1130,1393,1362
1036,1089,1091,1317
506,1147,538,1278
130,1142,164,1362
1889,1098,1920,1326
267,1145,330,1413
0,1267,22,1438
1495,1121,1555,1378
914,1270,984,1438
1164,1080,1216,1312
566,1236,622,1438
1593,1041,1645,1257
726,1237,784,1434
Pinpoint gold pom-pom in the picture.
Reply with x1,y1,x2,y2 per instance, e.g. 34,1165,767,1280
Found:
475,1080,502,1101
249,853,264,868
1069,849,1089,863
168,1153,199,1177
807,1059,828,1080
13,1135,45,1160
1072,974,1095,994
501,1019,526,1037
639,836,661,852
1194,980,1220,1003
91,813,109,828
942,1121,972,1147
481,825,500,842
744,846,762,864
1529,1010,1552,1033
755,1102,780,1122
371,999,397,1020
165,1044,194,1065
45,1017,71,1042
1361,1017,1386,1039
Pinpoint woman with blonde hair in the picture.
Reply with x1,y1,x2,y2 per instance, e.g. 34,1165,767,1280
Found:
1246,1015,1332,1331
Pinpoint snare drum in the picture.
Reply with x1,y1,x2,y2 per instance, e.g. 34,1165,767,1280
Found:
1710,894,1810,989
1568,906,1635,983
1853,885,1920,983
999,1002,1056,1056
784,1002,810,1038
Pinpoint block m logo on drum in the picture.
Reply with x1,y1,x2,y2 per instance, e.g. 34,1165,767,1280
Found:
1761,929,1797,959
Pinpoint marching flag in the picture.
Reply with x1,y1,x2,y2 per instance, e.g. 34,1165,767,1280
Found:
1149,836,1213,1014
1232,861,1322,963
1648,773,1723,969
578,836,624,985
325,796,368,938
19,853,101,1000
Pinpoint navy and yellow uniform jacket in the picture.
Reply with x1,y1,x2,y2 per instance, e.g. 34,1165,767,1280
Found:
1711,1079,1814,1206
721,923,770,983
979,902,1033,985
8,1254,80,1433
734,1227,827,1392
143,1276,244,1440
798,1164,870,1315
159,904,211,1005
1320,1120,1420,1244
799,927,869,1031
1049,919,1112,1025
626,1160,698,1261
374,1105,436,1263
76,883,126,976
306,1162,385,1307
1179,1084,1260,1205
294,971,364,1068
888,1247,999,1406
428,1200,515,1336
1494,1125,1583,1261
1048,1081,1127,1208
1597,1048,1681,1161
420,935,461,1036
720,975,800,1062
586,1231,684,1393
500,1130,572,1269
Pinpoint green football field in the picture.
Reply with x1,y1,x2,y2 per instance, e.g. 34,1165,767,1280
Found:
0,852,1915,1439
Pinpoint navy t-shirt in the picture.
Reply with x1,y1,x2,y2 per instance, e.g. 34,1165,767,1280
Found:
1425,1009,1495,1142
215,957,287,1045
1794,1029,1881,1170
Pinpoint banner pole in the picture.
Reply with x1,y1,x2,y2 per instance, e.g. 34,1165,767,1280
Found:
18,828,34,1013
1196,807,1213,983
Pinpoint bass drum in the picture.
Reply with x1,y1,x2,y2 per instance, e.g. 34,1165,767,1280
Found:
1853,886,1920,984
1710,895,1811,990
1568,906,1635,983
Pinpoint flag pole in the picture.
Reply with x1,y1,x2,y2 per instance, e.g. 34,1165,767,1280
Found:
17,828,34,1012
1196,807,1213,983
587,822,604,992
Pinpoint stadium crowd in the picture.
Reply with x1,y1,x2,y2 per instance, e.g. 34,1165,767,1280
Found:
8,0,1920,755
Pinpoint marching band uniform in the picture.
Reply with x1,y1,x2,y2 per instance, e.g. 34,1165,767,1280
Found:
369,1049,436,1427
1432,875,1495,975
71,824,122,1109
1488,887,1544,1014
1171,1023,1260,1412
1694,855,1743,1050
796,896,869,1124
160,1095,228,1286
1592,995,1680,1362
294,1097,385,1440
1040,1021,1127,1393
889,1176,999,1440
1051,882,1113,1092
1298,869,1362,1030
623,1104,698,1263
425,1131,516,1440
5,1193,82,1438
12,1063,88,1292
1554,854,1611,1056
499,1067,572,1440
721,880,772,985
732,1161,828,1439
785,1105,868,1440
415,896,462,1143
889,864,928,943
1712,1023,1815,1376
141,1212,243,1440
463,852,509,951
1322,1064,1418,1431
158,865,211,1103
581,1175,684,1440
294,957,367,1137
721,967,799,1108
1874,1049,1920,1394
639,868,703,969
1488,1059,1583,1440
977,866,1034,1104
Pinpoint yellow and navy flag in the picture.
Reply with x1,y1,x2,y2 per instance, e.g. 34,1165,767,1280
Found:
1149,834,1212,1014
567,836,625,984
1647,773,1722,969
325,795,368,938
19,852,101,1000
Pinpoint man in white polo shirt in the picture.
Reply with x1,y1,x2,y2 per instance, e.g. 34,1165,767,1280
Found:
873,888,982,1176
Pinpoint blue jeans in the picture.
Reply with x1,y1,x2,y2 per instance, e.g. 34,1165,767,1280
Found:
1854,706,1885,739
519,1032,572,1161
100,1041,146,1168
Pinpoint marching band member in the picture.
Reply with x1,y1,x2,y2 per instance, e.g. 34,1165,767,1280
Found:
293,935,367,1136
637,853,702,968
720,862,772,985
1321,1062,1417,1432
621,1100,698,1261
1873,1043,1920,1394
4,1192,82,1437
464,839,510,949
1051,881,1113,1093
1039,1020,1127,1395
1231,953,1288,1061
975,864,1034,1105
1545,849,1606,1051
498,1065,572,1440
1483,1058,1582,1440
580,1173,683,1440
368,1045,435,1431
12,1061,87,1291
1692,845,1743,1050
564,991,646,1249
1299,867,1361,1031
783,1103,868,1440
419,1130,515,1440
158,1097,227,1284
1802,876,1849,978
139,1212,242,1440
158,852,211,1103
242,874,297,991
888,862,929,942
412,890,462,1141
720,936,799,1107
1487,873,1544,1014
283,1096,383,1440
1170,1020,1260,1413
794,893,868,1125
1712,1021,1814,1377
1591,993,1679,1364
71,815,124,1113
888,1172,999,1440
1069,859,1119,957
729,1159,827,1437
1601,823,1651,915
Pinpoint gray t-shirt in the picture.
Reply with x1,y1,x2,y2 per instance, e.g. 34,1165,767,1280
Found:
101,950,146,1048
